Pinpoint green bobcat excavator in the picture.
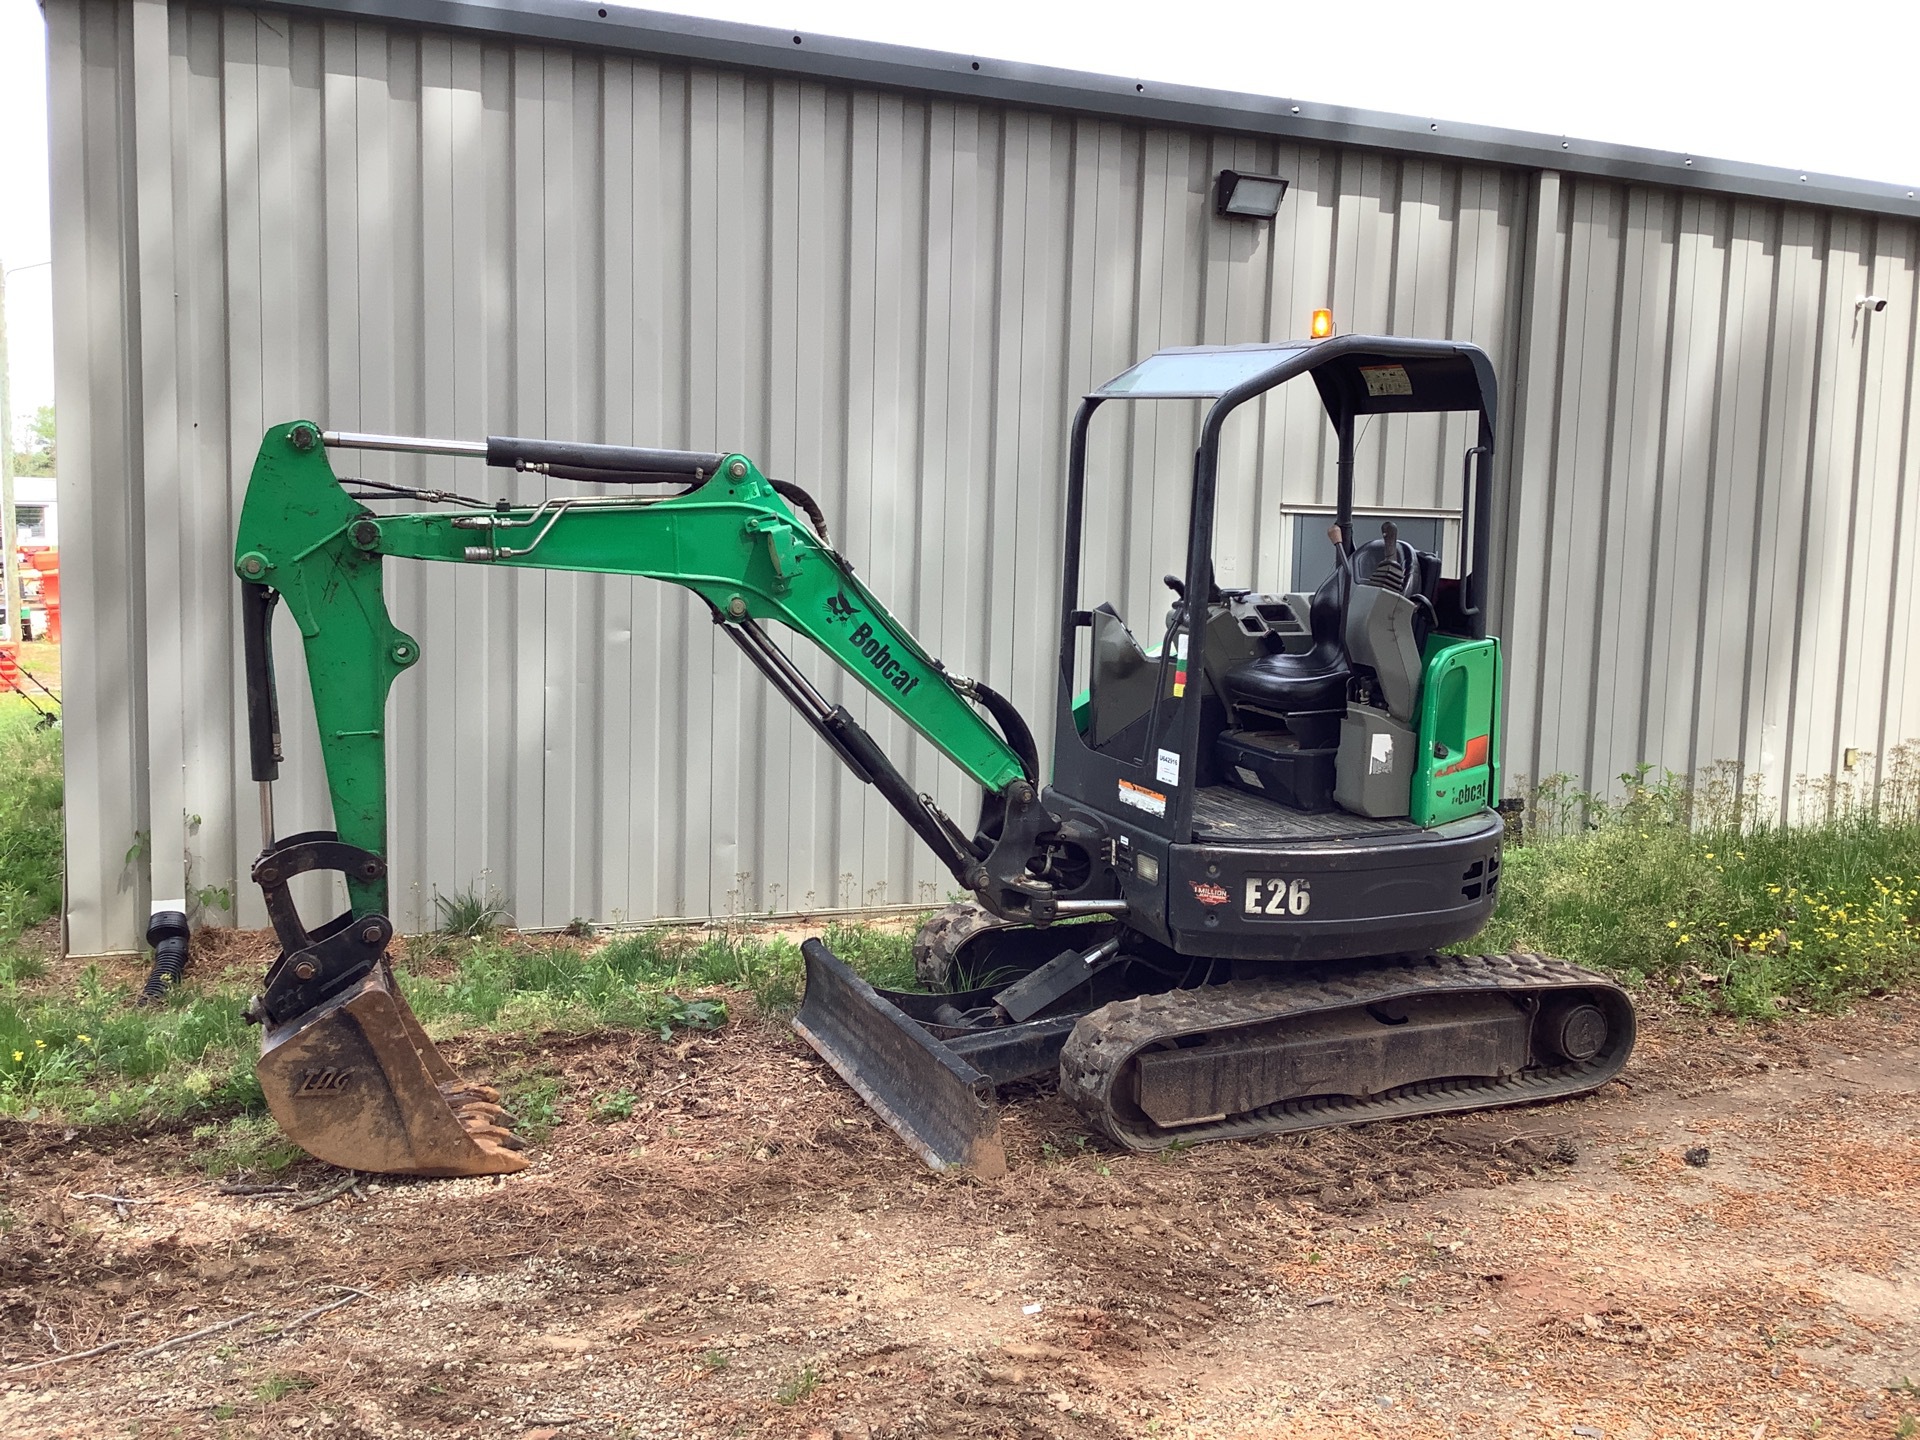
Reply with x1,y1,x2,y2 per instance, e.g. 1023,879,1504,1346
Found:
230,334,1633,1178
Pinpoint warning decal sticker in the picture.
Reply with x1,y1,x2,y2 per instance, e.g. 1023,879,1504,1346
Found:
1117,780,1168,817
1360,363,1413,397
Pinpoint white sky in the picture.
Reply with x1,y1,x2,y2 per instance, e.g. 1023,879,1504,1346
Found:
4,0,1916,442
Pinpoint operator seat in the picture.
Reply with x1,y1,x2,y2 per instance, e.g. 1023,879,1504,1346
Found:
1225,522,1440,728
1225,560,1351,717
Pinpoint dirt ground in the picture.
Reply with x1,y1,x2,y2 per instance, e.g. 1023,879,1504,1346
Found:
4,979,1918,1440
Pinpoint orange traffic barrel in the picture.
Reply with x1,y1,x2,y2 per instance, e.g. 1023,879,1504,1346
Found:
27,550,59,643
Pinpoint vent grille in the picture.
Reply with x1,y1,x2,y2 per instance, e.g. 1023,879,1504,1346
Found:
1463,853,1501,902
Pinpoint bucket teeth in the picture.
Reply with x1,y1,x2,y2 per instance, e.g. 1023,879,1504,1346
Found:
256,963,532,1177
439,1081,502,1105
463,1121,530,1150
447,1105,514,1128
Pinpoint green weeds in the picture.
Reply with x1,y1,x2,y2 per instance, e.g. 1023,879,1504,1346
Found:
0,703,62,941
400,935,738,1034
194,1112,306,1177
593,1088,640,1120
252,1372,316,1403
775,1364,819,1405
432,880,512,939
499,1073,564,1142
1486,748,1920,1015
1,971,263,1122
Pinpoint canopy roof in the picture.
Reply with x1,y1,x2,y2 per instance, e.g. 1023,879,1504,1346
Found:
1092,335,1497,426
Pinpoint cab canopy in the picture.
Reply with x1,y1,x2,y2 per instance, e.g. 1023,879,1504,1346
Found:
1092,334,1496,428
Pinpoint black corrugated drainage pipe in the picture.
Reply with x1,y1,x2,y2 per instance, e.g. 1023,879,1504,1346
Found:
139,902,191,1004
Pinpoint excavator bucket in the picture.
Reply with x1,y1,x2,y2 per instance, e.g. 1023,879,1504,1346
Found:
257,958,529,1177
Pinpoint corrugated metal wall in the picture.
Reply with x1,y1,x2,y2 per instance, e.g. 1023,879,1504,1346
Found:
47,0,1920,956
1502,174,1920,814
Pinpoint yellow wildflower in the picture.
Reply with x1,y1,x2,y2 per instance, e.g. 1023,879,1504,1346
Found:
35,1039,45,1049
10,1050,21,1063
77,1033,92,1044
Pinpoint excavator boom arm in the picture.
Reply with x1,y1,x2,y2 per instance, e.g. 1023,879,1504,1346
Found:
233,421,1032,916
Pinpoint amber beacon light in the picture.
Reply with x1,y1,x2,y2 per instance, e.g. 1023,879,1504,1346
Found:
1310,308,1336,340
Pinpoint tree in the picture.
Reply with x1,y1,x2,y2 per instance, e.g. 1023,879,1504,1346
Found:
12,405,54,477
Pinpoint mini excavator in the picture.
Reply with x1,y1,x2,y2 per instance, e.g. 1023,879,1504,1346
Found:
231,334,1633,1178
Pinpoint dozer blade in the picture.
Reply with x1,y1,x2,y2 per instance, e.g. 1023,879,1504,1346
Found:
258,960,529,1177
793,938,1007,1178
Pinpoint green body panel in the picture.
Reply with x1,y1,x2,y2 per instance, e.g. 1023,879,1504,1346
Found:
234,423,1027,919
1409,634,1502,828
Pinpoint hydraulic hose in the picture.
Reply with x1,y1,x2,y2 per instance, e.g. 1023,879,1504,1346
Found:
969,678,1041,849
971,679,1039,782
769,480,833,547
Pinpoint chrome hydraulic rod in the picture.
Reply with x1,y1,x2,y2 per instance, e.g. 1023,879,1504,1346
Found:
321,431,489,458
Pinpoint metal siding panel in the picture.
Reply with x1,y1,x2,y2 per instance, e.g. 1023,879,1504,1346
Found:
1701,202,1777,789
1789,217,1868,806
1589,189,1675,792
50,0,144,955
1841,222,1910,788
1265,147,1337,518
1878,237,1920,775
1206,133,1272,588
790,81,844,912
1748,208,1823,815
1646,197,1723,773
1500,170,1566,789
177,8,237,925
414,32,458,929
1538,180,1619,785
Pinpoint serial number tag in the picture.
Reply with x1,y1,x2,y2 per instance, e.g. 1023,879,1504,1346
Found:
1244,877,1312,916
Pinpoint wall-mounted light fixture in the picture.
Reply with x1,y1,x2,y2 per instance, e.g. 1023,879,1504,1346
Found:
1215,169,1289,220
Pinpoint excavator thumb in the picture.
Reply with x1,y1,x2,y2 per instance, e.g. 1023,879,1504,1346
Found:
247,833,529,1177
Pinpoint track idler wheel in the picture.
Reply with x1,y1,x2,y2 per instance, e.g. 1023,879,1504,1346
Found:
257,957,529,1177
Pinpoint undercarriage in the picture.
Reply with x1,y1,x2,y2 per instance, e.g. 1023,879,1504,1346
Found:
795,906,1633,1176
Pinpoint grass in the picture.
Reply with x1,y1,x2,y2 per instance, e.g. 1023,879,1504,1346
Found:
0,700,62,941
253,1372,316,1403
499,1072,564,1142
432,879,512,939
1482,749,1920,1015
0,964,265,1123
194,1112,306,1177
0,917,907,1127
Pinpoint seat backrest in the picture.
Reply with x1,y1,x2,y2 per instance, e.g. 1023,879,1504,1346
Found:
1305,555,1351,647
1412,550,1442,603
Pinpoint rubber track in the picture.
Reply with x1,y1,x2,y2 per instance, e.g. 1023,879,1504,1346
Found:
1058,951,1635,1152
911,900,1017,990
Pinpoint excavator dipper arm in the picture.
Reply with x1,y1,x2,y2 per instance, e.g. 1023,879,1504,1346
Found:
230,420,1088,1176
